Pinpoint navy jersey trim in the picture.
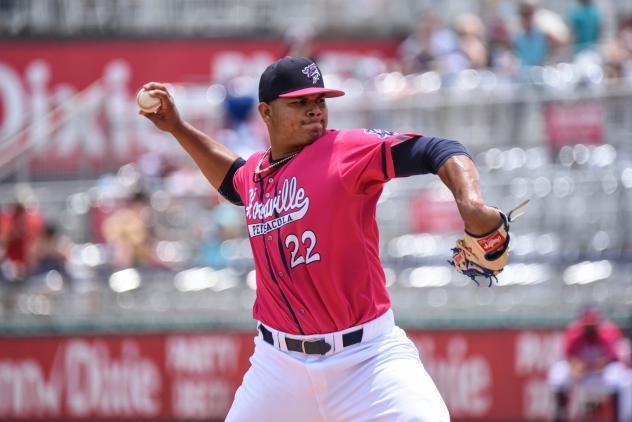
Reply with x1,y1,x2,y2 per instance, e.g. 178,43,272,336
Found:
263,242,304,334
274,180,293,278
218,158,246,205
391,136,471,177
380,142,388,180
257,177,304,334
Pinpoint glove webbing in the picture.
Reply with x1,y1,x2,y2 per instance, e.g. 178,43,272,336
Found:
448,250,499,287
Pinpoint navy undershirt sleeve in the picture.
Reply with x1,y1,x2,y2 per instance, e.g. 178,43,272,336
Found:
391,136,471,177
218,158,246,206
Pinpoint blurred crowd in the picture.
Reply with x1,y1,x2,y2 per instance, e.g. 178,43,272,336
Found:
0,162,217,282
208,0,632,156
175,0,630,89
0,158,248,290
404,4,619,89
396,0,625,79
397,0,632,83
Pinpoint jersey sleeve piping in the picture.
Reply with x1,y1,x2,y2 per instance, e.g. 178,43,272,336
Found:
218,157,246,206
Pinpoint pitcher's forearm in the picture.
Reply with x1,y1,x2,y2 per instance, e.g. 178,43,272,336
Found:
437,155,500,234
438,156,484,210
171,121,240,189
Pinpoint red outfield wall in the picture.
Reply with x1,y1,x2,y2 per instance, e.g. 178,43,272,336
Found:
0,329,564,421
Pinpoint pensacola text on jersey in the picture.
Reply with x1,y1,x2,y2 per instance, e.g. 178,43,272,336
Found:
245,176,309,237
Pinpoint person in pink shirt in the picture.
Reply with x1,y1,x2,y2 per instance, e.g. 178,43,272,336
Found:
549,306,632,422
141,56,507,422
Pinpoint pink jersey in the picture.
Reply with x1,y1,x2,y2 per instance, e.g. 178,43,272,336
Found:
563,320,622,364
233,128,418,334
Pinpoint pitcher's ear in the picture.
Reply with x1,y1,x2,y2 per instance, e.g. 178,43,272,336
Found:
258,102,272,123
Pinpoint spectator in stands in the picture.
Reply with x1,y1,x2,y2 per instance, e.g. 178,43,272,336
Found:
534,7,571,61
454,13,488,70
283,24,318,61
0,202,43,281
513,1,550,70
621,16,632,56
398,12,467,76
102,191,161,269
28,222,73,282
548,306,632,422
603,15,632,80
627,313,632,364
138,150,178,193
487,14,517,78
224,77,256,131
0,206,5,282
568,0,602,54
195,199,244,269
398,13,437,74
218,75,267,158
623,16,632,80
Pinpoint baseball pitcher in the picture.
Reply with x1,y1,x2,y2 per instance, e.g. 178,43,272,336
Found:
141,56,518,422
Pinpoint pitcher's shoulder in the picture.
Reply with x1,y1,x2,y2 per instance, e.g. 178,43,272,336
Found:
243,150,266,166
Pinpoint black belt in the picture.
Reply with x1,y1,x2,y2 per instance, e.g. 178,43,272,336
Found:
259,324,364,355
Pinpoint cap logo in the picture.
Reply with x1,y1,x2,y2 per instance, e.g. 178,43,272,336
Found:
302,63,320,84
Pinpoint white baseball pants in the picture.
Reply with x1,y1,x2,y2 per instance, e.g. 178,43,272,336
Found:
225,310,450,422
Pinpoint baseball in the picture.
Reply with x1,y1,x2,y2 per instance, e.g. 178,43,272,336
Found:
136,88,161,113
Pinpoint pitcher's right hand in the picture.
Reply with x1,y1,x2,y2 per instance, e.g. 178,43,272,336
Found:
138,82,183,133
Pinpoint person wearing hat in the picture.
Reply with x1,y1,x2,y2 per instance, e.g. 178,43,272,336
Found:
548,306,632,422
141,56,505,421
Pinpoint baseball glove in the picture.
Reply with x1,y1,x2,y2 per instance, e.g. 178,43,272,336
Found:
449,199,529,287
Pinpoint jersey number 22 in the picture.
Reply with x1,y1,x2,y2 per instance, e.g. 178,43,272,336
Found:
284,230,321,268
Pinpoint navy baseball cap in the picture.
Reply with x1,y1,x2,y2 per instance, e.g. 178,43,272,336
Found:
258,56,345,103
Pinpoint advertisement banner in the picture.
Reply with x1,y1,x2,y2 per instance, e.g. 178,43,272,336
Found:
0,328,566,421
0,332,254,420
544,102,605,148
0,40,398,177
408,330,565,421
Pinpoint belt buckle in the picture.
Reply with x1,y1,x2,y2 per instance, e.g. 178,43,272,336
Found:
300,338,322,354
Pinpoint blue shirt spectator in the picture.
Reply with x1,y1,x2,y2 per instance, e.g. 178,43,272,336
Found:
515,29,550,67
514,2,550,68
569,0,602,53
